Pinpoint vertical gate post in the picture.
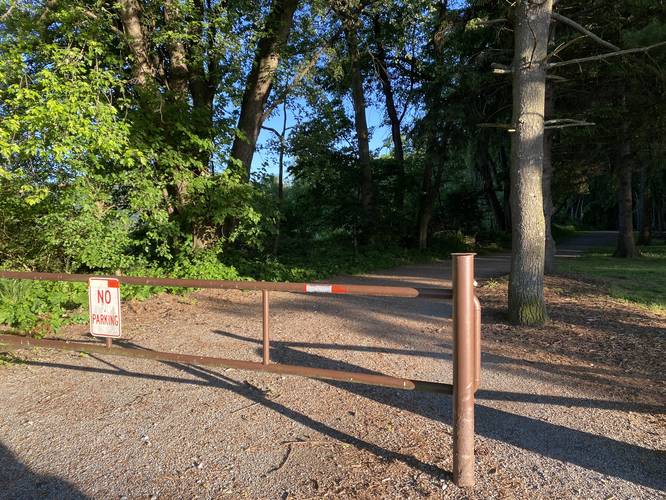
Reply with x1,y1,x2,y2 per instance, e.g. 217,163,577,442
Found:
262,290,270,365
452,253,476,487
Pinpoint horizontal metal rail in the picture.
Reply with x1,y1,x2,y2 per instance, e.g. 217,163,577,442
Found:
0,271,453,300
0,334,453,394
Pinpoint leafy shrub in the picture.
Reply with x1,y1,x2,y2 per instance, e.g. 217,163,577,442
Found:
0,279,87,336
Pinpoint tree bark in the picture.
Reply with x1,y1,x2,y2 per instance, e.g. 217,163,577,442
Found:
417,134,444,250
230,0,298,180
477,135,506,232
118,0,156,86
345,22,373,224
118,0,220,249
637,162,652,245
500,146,512,232
372,16,404,209
508,0,552,326
613,129,639,257
542,19,557,274
543,81,556,273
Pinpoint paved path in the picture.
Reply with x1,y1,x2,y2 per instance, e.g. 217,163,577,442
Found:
0,231,663,499
555,231,618,258
345,231,619,291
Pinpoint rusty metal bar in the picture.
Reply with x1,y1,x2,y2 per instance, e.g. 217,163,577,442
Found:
262,290,270,365
0,334,453,394
0,271,452,300
473,295,481,392
452,253,476,488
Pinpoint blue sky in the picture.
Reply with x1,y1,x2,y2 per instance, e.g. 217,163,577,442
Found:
252,97,393,178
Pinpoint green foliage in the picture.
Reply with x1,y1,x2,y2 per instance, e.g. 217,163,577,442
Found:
171,250,242,281
234,245,428,282
0,279,87,335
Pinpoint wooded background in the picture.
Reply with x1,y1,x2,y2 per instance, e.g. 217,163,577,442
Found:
0,0,664,329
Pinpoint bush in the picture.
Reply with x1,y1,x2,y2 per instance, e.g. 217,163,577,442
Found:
0,279,87,336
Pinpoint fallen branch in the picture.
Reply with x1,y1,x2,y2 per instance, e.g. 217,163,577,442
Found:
268,444,293,473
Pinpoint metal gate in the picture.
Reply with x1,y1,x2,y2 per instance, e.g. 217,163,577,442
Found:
0,253,481,487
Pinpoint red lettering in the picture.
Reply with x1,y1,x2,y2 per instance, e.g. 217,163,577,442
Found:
97,289,112,304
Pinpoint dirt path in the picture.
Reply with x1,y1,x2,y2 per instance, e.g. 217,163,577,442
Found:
1,232,664,499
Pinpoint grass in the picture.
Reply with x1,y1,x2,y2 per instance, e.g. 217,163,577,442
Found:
556,244,666,314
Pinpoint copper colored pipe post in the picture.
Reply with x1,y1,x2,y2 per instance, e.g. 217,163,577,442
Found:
473,295,481,392
452,253,476,488
106,338,112,349
262,290,270,365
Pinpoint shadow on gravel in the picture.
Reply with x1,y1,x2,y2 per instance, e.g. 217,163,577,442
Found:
210,330,666,491
214,330,666,415
21,336,666,492
0,441,88,499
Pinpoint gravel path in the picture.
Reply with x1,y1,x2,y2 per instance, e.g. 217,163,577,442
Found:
1,233,664,499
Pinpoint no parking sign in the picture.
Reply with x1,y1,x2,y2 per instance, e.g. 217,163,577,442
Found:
88,278,122,338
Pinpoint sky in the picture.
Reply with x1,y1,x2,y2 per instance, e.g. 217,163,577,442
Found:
251,97,394,179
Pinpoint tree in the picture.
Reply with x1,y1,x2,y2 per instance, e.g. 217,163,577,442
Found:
370,13,405,209
334,3,374,231
508,0,552,325
230,0,299,180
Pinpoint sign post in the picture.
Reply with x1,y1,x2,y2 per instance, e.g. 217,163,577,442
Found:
88,278,122,345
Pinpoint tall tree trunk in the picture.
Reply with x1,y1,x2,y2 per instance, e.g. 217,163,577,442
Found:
501,146,512,232
372,16,405,209
477,134,506,231
543,81,556,273
637,162,652,245
118,0,156,86
542,19,557,274
417,136,444,250
345,22,373,229
508,0,552,326
273,103,288,254
613,133,639,257
230,0,298,180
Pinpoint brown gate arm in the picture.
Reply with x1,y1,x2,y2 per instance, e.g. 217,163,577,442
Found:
0,271,453,300
0,334,454,394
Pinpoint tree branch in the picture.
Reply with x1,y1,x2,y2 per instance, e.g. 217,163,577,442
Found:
491,62,512,74
551,12,619,52
262,29,343,122
548,41,666,69
81,8,123,36
261,125,283,138
478,118,595,132
0,1,15,21
544,118,595,129
477,123,515,132
547,35,586,60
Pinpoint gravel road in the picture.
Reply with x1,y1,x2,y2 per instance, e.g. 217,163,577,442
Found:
1,232,664,499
